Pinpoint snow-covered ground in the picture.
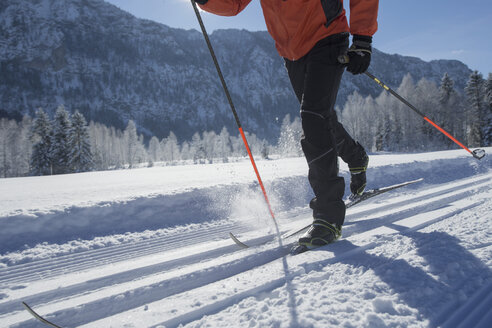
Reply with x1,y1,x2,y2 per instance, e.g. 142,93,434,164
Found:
0,148,491,328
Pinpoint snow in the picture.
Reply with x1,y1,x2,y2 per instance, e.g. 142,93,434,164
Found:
0,148,491,328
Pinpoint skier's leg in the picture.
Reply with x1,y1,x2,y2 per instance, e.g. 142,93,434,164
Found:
285,34,347,227
329,109,369,196
286,35,368,199
329,110,367,165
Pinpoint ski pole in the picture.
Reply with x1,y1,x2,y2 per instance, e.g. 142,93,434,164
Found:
338,55,486,160
190,1,277,223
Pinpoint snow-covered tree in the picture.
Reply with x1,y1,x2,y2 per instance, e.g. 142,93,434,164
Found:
372,88,398,151
0,116,34,177
230,135,246,157
487,73,492,109
484,73,492,146
415,78,440,149
51,105,72,174
0,119,15,178
30,109,53,176
180,141,191,161
439,73,455,105
202,131,217,163
148,136,162,163
395,74,420,151
465,71,485,147
18,116,34,176
190,132,206,164
277,114,302,157
438,73,461,148
374,113,391,151
340,92,365,142
124,120,146,168
88,122,108,170
261,141,270,159
216,127,232,162
161,131,180,164
69,111,93,172
137,134,147,164
89,120,141,170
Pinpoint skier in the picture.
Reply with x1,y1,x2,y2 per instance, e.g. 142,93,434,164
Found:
194,0,379,248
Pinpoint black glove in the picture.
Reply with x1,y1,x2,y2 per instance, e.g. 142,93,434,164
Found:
194,0,208,4
347,35,372,75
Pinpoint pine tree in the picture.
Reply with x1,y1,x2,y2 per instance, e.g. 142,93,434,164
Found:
30,109,53,176
465,71,485,147
51,105,72,174
19,116,33,176
484,73,492,146
261,141,270,159
69,111,93,172
0,119,14,178
392,115,404,151
438,73,458,148
375,114,391,151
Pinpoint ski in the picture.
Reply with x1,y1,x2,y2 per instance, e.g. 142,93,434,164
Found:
22,302,63,328
229,232,249,249
284,178,424,239
230,178,423,249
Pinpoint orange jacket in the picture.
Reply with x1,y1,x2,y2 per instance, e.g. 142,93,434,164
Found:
198,0,379,61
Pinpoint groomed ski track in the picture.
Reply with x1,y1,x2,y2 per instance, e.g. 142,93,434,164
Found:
0,150,491,327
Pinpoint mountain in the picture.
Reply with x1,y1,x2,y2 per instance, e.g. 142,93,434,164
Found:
0,0,472,142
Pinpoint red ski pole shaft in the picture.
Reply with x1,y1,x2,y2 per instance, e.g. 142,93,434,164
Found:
190,0,277,223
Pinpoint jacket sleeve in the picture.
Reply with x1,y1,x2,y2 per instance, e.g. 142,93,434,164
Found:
198,0,252,17
349,0,379,36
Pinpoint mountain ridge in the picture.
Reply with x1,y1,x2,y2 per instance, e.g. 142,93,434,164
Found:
0,0,472,142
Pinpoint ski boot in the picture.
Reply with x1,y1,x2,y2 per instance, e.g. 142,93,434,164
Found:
349,153,369,197
292,219,342,254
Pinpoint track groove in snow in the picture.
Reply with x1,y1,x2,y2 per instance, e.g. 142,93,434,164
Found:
5,175,490,327
5,174,485,290
84,191,488,328
0,221,249,286
0,150,490,327
441,282,492,328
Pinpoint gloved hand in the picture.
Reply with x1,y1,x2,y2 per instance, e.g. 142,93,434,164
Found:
346,35,372,75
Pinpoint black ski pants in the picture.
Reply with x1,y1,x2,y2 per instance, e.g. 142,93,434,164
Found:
284,33,365,226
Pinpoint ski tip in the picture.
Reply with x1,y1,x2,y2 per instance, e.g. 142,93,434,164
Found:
22,302,63,328
387,177,424,189
229,232,249,249
401,177,424,184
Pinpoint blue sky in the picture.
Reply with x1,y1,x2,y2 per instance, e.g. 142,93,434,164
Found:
105,0,491,76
